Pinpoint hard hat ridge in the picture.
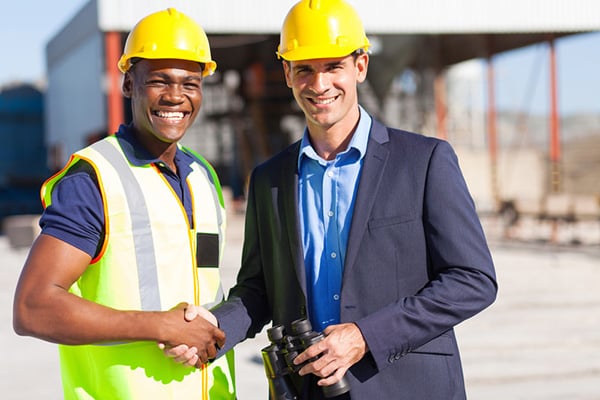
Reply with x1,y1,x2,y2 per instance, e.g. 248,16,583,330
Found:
118,8,217,76
277,0,370,61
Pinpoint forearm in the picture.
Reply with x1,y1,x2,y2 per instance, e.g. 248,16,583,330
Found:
14,287,168,345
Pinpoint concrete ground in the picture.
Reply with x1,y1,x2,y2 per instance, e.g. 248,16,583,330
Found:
1,196,599,399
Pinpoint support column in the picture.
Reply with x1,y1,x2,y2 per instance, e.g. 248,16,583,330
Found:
105,31,124,136
548,37,561,193
434,71,447,140
548,36,562,244
486,56,500,210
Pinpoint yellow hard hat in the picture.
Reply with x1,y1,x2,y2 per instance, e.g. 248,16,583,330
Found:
118,8,216,76
277,0,370,61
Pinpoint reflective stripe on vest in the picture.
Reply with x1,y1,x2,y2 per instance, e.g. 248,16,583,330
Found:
93,138,162,310
42,135,235,399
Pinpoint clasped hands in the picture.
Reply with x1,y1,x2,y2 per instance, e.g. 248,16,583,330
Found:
162,305,368,387
158,303,223,367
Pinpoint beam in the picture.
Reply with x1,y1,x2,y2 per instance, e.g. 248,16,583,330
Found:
548,36,561,193
105,31,123,136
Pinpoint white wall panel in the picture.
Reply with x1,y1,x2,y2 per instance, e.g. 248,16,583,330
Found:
45,32,106,165
95,0,600,34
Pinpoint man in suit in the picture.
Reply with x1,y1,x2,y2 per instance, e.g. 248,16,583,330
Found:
170,0,497,398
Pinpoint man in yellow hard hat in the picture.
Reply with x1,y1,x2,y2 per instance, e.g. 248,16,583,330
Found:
171,0,497,398
13,8,235,399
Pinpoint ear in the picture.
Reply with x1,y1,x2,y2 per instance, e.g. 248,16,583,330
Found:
122,72,133,98
282,61,292,88
356,53,369,83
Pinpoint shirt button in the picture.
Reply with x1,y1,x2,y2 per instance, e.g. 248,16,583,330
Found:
330,252,337,259
333,294,340,301
328,211,334,217
327,171,334,177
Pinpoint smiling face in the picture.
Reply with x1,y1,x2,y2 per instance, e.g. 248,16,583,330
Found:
283,53,368,135
122,58,203,155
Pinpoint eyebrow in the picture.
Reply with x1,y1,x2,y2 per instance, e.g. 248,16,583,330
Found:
148,72,202,82
293,60,344,71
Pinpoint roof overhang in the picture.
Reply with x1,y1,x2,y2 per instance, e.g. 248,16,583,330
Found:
49,0,600,103
96,0,600,34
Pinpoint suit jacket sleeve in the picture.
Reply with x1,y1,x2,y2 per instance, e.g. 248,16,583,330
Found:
212,167,273,353
212,147,307,354
353,137,497,373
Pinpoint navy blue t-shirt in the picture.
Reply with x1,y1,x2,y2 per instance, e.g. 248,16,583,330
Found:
40,124,196,258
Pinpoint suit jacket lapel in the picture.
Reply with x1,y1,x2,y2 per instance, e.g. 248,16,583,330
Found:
280,121,390,297
281,142,307,296
344,120,390,276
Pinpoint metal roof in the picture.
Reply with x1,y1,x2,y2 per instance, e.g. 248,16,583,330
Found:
92,0,600,34
46,0,600,106
50,0,600,66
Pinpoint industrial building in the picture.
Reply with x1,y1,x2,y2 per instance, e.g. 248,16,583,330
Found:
27,0,600,243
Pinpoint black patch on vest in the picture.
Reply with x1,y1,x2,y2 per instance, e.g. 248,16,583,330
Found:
196,233,219,268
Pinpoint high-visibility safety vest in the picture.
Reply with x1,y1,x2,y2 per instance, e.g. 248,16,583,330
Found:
41,135,236,400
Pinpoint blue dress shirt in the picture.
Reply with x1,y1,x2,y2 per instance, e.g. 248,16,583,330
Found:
298,106,372,332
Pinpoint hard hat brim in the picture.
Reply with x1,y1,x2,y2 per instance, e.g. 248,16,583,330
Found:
118,52,217,77
277,44,369,61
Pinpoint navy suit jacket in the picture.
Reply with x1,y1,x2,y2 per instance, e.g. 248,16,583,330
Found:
214,117,497,399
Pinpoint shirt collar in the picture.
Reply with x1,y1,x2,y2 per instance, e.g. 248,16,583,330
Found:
115,124,194,177
298,105,372,169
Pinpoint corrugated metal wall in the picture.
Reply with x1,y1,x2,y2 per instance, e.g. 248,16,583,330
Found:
95,0,600,34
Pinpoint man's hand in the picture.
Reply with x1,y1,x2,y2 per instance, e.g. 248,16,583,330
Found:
182,303,217,325
159,304,218,368
158,303,223,367
293,323,367,386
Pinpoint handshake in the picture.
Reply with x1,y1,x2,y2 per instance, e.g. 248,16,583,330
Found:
159,303,223,368
162,305,366,394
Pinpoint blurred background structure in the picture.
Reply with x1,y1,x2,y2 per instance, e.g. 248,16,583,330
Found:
1,0,599,246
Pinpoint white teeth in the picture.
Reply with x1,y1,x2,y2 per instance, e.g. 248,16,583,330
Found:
313,97,336,105
156,111,184,120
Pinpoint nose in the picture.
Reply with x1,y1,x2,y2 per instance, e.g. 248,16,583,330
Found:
310,72,330,92
163,83,185,103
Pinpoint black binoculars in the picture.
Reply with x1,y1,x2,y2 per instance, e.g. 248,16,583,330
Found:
261,318,350,399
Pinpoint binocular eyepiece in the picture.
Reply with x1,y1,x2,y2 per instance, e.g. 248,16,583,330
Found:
261,318,350,399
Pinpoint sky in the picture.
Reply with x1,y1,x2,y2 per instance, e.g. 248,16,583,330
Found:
490,31,600,116
1,0,599,117
0,0,88,85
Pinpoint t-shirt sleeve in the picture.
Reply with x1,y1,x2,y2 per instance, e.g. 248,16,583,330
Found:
40,163,104,258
